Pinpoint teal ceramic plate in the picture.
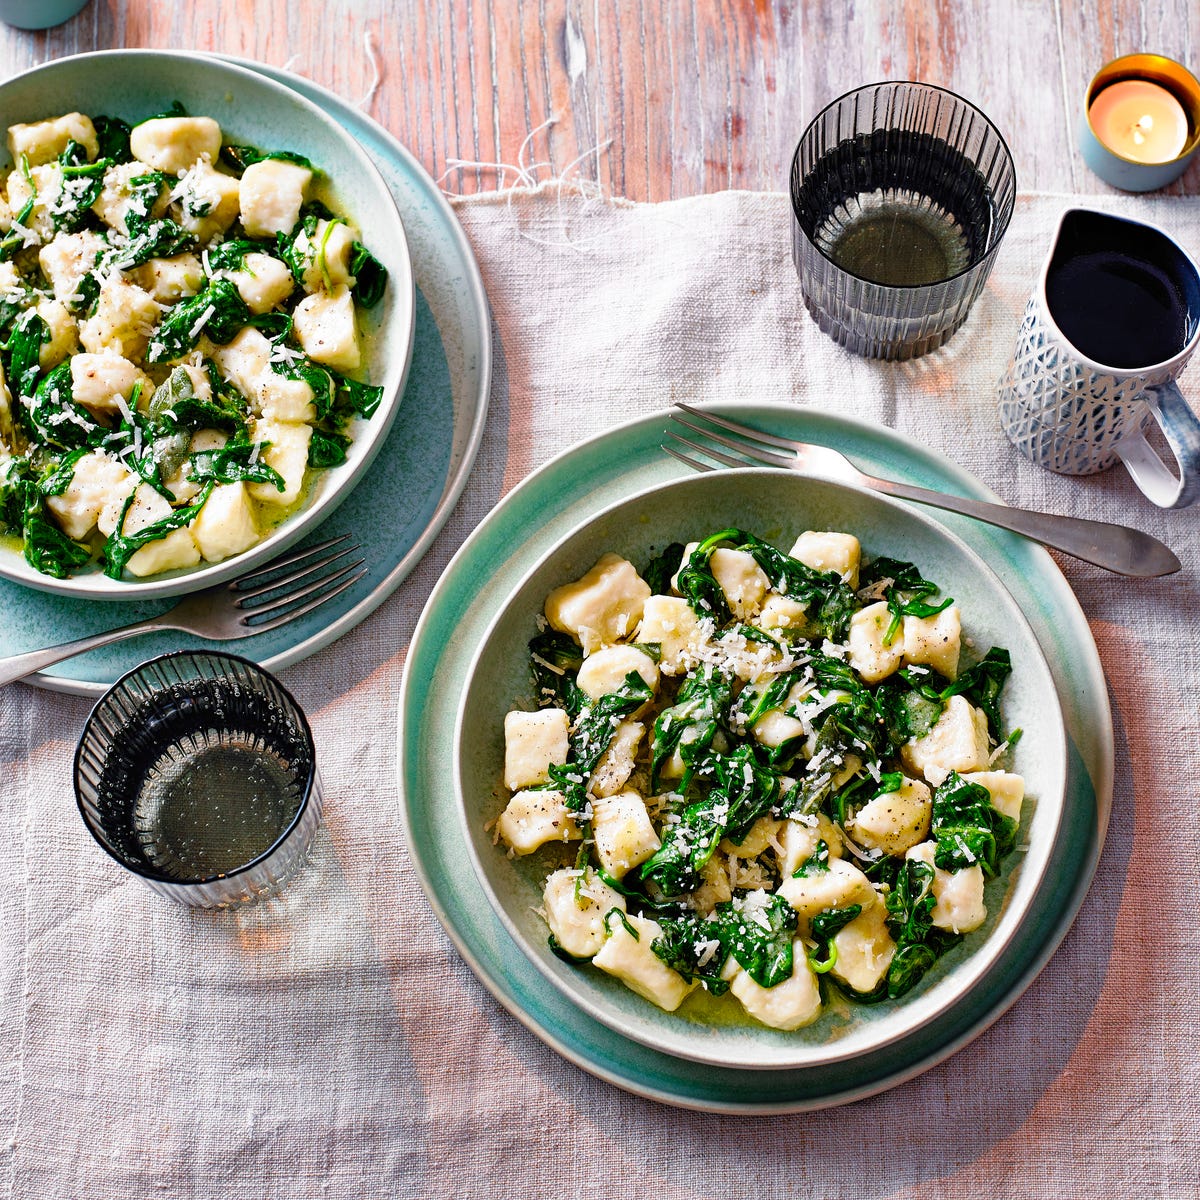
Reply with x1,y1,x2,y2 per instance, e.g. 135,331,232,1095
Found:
398,403,1112,1111
7,57,490,693
453,469,1067,1070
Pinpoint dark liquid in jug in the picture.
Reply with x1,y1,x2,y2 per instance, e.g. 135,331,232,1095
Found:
1046,250,1189,370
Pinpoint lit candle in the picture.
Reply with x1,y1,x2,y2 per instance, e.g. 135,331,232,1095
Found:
1088,78,1189,164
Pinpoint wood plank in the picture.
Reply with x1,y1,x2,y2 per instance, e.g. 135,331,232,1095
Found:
0,0,1192,197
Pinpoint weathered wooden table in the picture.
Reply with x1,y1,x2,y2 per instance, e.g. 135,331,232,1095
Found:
2,0,1196,199
0,7,1197,1199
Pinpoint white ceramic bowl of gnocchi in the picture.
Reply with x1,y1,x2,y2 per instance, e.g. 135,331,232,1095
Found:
0,51,414,598
454,469,1068,1069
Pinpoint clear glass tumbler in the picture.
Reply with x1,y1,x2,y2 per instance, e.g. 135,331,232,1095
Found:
74,651,322,907
790,81,1017,360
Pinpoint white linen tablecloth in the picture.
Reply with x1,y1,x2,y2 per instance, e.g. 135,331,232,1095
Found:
1,187,1197,1199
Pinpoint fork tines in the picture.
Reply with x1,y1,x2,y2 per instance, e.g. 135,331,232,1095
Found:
662,441,717,472
666,405,797,471
231,534,367,631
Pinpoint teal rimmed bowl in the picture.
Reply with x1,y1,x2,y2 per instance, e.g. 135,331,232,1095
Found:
0,50,414,599
453,469,1068,1070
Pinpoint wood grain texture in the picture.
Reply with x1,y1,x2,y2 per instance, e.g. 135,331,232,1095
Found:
0,0,1194,199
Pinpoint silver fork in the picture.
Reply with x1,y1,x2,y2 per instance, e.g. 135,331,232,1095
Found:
0,534,366,688
666,403,1181,578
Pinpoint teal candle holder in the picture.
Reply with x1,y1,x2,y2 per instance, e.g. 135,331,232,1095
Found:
0,0,89,28
1079,54,1200,192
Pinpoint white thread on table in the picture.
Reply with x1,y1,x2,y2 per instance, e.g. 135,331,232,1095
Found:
356,29,382,110
439,114,615,254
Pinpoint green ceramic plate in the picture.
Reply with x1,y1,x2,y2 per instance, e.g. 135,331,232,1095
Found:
454,469,1067,1070
5,57,490,692
398,403,1112,1111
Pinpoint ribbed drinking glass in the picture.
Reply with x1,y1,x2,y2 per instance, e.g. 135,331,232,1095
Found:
75,651,322,907
790,81,1017,359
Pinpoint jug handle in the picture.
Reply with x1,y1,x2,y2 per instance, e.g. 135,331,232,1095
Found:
1115,382,1200,508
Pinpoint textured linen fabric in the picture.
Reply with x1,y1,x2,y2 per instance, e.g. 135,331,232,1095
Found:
1,188,1197,1199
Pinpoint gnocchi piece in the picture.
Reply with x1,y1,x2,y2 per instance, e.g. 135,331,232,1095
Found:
38,230,106,305
192,428,227,453
79,276,161,359
777,814,844,877
778,857,878,936
496,789,580,855
541,869,625,959
804,744,861,797
179,363,214,406
575,643,659,705
906,841,988,933
129,116,222,175
903,604,961,680
830,900,897,993
591,790,661,879
0,360,15,450
8,163,61,240
748,678,811,752
900,694,991,786
588,720,645,799
592,912,695,1011
690,856,732,912
228,252,295,314
259,371,316,423
720,815,781,858
209,327,316,422
163,427,230,503
959,770,1025,824
502,708,569,791
34,298,79,369
189,481,260,563
789,530,861,588
291,287,361,373
45,449,134,540
69,353,153,413
130,253,204,304
727,938,822,1030
91,160,169,234
653,723,709,783
673,543,770,619
208,325,269,397
104,482,201,578
544,552,651,655
246,418,312,507
292,217,358,292
238,159,312,238
169,162,240,243
635,594,702,674
8,113,98,166
756,594,810,639
847,776,933,855
847,600,905,683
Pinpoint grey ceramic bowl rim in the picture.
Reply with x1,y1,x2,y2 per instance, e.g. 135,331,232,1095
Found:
0,49,415,600
452,467,1068,1070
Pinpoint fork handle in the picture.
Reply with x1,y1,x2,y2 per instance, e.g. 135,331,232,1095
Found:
866,477,1181,577
0,616,173,688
